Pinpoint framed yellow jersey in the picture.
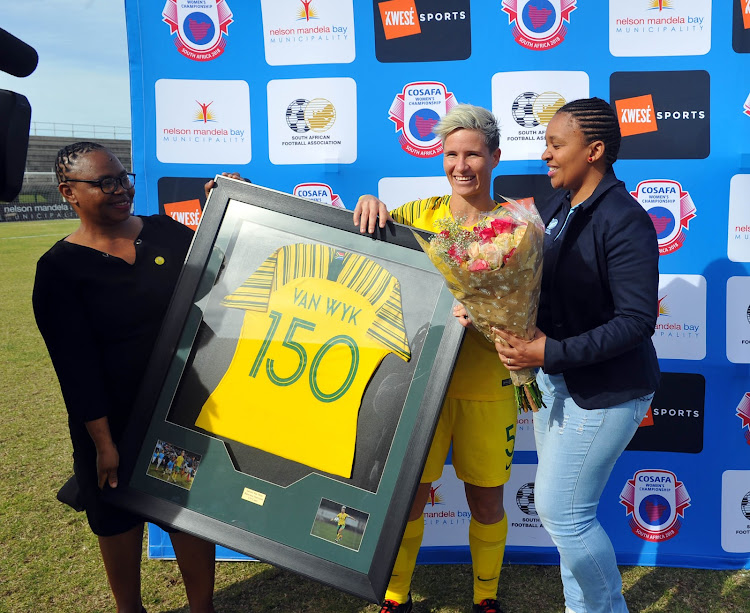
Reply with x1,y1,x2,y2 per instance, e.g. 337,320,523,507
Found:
195,243,411,477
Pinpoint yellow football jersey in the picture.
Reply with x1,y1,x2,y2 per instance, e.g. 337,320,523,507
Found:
195,243,411,478
390,196,513,402
335,512,349,526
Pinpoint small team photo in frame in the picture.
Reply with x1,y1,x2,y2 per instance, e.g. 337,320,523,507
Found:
146,439,202,491
311,498,369,552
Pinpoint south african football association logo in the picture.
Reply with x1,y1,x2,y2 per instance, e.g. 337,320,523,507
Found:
501,0,576,50
162,0,233,61
286,98,336,133
511,91,566,127
515,482,537,515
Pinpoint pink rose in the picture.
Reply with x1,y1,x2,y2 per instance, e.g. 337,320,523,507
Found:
490,217,517,235
478,226,496,244
502,247,517,266
468,259,490,271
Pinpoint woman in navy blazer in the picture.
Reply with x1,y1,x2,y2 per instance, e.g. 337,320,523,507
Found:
495,98,659,613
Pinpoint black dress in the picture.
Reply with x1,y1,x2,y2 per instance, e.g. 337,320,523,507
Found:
33,215,193,535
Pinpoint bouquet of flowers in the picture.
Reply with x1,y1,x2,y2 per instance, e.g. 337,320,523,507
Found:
414,197,545,412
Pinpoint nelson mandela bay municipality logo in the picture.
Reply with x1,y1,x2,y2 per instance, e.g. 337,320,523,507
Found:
424,484,471,526
610,0,711,57
162,0,233,61
620,469,691,541
501,0,577,50
389,82,457,157
266,0,351,45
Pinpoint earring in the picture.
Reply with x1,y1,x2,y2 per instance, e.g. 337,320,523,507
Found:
588,156,593,162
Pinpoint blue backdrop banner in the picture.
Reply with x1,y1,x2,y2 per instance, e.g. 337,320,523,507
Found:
125,0,750,570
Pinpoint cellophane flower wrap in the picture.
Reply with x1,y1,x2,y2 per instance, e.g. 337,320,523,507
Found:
413,197,545,412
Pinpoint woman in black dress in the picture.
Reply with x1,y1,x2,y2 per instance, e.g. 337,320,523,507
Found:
33,142,216,613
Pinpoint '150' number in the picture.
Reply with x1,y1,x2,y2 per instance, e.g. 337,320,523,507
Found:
249,310,359,403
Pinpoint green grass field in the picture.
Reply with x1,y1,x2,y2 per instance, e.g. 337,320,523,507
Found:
311,518,364,551
1,219,749,612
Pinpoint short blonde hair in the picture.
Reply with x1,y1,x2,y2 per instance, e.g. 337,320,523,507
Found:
433,104,500,152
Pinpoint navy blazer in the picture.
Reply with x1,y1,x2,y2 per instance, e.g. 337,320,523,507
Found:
536,170,660,409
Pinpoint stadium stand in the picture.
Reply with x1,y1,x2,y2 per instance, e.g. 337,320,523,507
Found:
1,132,131,221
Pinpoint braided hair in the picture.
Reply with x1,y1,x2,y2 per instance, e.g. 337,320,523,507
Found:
556,98,621,167
54,141,108,184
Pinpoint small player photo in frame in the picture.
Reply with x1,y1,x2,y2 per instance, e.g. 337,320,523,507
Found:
311,498,370,552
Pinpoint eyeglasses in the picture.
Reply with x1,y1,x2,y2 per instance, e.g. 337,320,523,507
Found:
63,173,136,194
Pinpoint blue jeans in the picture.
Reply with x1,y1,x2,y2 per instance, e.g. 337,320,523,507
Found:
534,371,653,613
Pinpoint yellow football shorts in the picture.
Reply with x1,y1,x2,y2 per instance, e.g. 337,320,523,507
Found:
421,397,518,487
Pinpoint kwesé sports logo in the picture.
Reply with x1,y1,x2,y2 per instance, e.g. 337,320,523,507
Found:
164,200,202,231
734,0,750,52
378,0,421,39
615,95,658,137
627,372,704,454
374,0,471,62
610,71,710,159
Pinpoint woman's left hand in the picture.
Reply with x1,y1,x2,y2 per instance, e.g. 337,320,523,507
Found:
453,304,473,329
493,327,546,370
204,172,249,198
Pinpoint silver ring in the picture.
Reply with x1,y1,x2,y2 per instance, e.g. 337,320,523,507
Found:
507,357,512,366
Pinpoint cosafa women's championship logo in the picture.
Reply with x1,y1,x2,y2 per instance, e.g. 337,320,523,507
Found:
620,469,691,542
388,81,456,158
501,0,576,50
631,179,696,255
735,393,750,444
162,0,233,61
293,182,345,209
